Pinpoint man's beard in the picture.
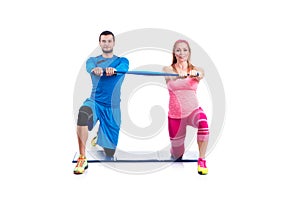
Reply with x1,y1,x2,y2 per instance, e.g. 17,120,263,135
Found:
102,48,113,54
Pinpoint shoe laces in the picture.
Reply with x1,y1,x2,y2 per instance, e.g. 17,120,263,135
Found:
76,155,86,167
198,158,207,168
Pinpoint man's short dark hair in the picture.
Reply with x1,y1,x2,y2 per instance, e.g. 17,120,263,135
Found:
99,31,115,41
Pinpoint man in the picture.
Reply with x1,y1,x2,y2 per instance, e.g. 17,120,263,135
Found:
74,31,129,174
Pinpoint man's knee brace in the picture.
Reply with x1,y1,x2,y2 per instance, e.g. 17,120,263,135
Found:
77,106,93,127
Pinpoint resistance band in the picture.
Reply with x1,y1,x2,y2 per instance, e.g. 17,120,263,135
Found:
104,70,199,76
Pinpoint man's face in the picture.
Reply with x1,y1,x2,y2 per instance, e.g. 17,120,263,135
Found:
99,35,115,53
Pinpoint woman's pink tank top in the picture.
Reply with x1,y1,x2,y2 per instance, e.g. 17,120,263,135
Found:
167,77,199,118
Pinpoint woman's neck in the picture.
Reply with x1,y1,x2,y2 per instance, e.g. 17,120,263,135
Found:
176,61,188,70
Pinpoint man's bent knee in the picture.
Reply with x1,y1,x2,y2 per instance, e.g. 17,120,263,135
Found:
104,148,116,157
77,106,93,126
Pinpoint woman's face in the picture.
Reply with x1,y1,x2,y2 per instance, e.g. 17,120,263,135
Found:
174,42,190,62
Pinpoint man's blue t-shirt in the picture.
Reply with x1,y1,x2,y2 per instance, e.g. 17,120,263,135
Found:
86,55,129,107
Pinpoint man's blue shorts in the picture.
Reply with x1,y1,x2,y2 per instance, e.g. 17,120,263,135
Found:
82,98,121,149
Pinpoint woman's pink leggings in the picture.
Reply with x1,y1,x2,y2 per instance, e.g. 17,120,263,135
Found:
168,107,209,158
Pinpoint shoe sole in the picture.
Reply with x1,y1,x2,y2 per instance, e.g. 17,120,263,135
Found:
73,165,88,175
198,167,208,175
198,171,208,175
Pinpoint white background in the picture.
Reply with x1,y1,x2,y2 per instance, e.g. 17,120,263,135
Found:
1,0,299,199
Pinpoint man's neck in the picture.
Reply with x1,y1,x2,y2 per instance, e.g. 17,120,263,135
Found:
102,53,114,58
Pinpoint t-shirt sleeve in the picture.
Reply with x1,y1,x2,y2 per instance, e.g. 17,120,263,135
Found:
86,57,96,73
114,57,129,73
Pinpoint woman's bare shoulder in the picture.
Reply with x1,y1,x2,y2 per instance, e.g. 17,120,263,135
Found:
163,65,173,72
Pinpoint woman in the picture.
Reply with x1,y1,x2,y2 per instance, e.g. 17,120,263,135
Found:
163,39,209,175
